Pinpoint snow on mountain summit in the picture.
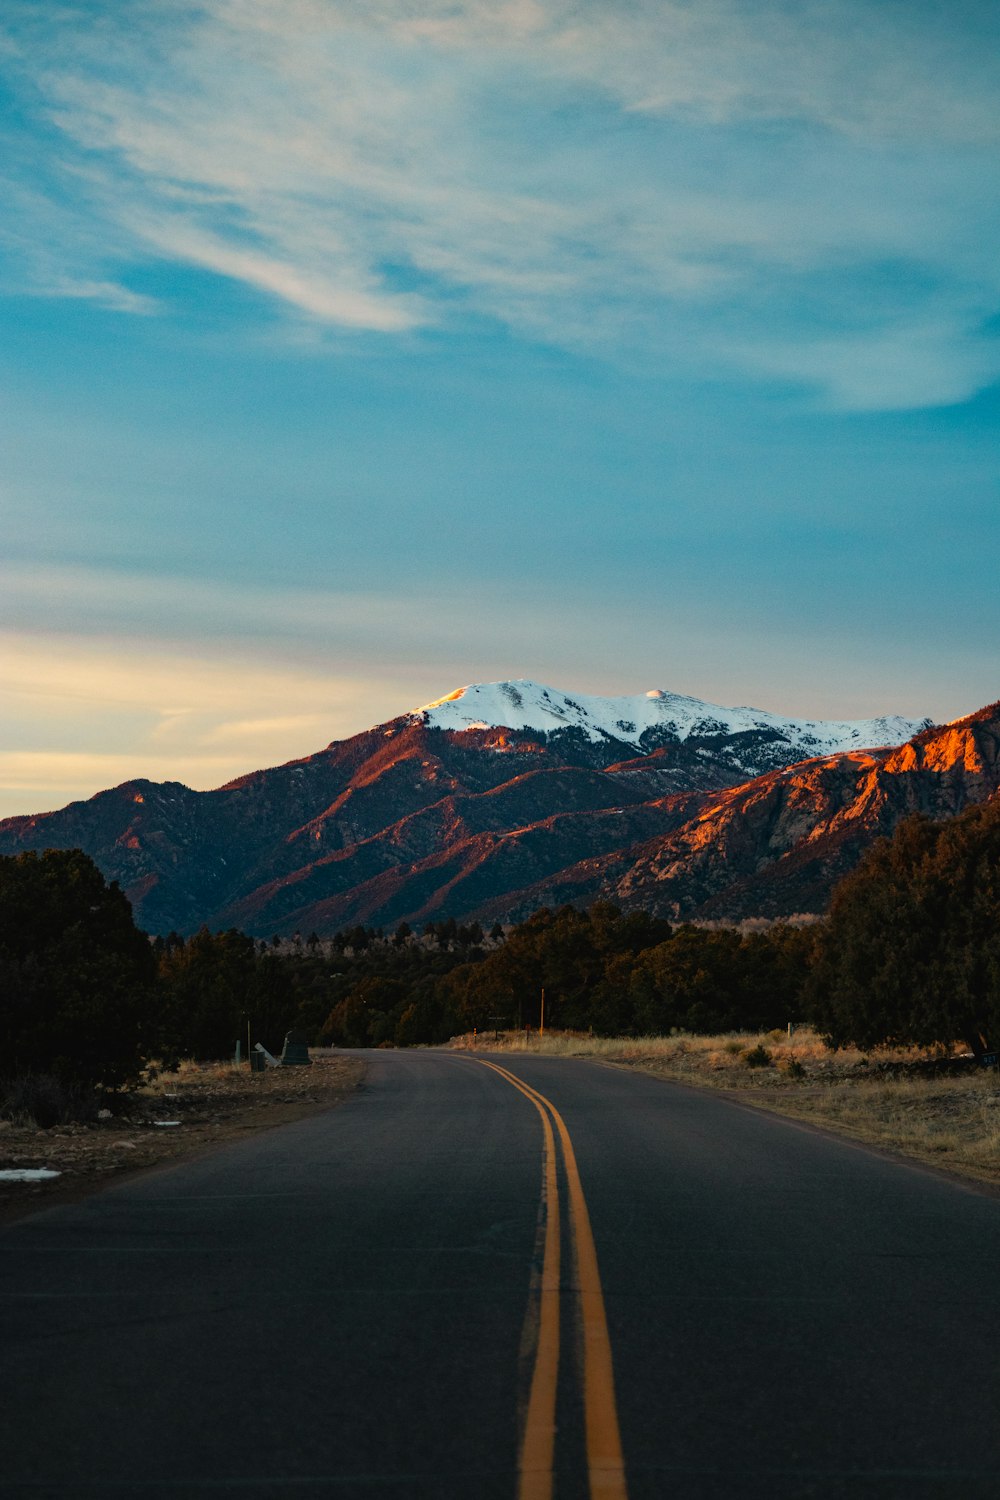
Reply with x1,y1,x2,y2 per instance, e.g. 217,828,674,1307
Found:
411,679,933,757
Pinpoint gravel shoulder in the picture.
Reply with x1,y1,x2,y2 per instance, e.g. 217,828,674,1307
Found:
0,1052,365,1225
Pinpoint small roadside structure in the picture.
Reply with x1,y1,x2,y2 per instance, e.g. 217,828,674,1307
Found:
280,1029,312,1067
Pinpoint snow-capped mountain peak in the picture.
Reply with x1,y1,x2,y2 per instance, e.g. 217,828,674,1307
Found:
411,679,932,758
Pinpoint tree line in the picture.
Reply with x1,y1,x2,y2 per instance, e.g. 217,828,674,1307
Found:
3,795,1000,1108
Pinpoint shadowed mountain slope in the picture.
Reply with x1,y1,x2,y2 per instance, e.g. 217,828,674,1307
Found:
0,680,951,934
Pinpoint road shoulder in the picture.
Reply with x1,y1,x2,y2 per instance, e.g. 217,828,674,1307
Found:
0,1053,366,1225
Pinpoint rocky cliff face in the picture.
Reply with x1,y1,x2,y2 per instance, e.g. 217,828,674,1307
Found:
0,685,985,937
475,703,1000,926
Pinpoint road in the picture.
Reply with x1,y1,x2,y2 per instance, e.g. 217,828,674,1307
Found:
3,1050,1000,1498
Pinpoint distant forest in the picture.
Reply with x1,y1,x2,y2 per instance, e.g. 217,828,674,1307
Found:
3,795,1000,1105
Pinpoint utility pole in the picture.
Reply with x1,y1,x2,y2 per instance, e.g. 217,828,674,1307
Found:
540,987,545,1036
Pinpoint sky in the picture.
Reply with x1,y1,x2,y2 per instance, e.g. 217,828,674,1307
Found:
1,0,998,818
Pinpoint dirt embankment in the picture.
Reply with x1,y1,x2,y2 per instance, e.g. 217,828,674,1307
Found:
0,1053,365,1225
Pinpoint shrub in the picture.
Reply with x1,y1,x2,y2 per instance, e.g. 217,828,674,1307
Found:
0,1073,100,1128
744,1044,773,1069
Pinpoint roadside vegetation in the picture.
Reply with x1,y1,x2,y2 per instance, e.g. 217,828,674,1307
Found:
3,799,1000,1194
451,1026,1000,1187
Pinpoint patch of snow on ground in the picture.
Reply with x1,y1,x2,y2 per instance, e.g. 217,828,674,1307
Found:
0,1168,61,1181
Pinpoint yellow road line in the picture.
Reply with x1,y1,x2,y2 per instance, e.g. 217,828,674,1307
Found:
474,1060,561,1500
474,1058,629,1500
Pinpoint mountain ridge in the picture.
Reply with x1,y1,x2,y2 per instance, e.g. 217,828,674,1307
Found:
0,677,970,936
410,679,931,764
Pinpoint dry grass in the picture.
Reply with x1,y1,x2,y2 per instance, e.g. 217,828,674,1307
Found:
451,1027,1000,1188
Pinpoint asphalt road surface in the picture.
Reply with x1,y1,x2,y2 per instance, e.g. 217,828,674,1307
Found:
3,1050,1000,1499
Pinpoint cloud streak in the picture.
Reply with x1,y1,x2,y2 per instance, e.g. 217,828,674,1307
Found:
0,625,422,816
44,276,158,314
1,0,997,406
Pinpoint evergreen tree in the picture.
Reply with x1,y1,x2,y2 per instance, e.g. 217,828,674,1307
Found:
810,805,1000,1053
0,849,155,1089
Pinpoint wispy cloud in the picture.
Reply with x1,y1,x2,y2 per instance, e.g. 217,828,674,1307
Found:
0,560,626,696
729,316,1000,413
130,218,422,330
2,0,998,405
43,276,157,314
0,625,421,815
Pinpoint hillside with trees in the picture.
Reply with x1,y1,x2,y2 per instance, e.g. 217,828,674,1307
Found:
4,798,1000,1120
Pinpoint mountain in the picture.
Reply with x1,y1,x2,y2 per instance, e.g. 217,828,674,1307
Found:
477,702,1000,926
0,678,942,934
418,680,926,769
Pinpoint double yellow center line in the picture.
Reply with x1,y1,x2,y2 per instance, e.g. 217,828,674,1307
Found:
472,1058,628,1500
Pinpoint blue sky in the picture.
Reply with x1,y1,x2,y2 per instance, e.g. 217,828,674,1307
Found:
1,0,998,816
